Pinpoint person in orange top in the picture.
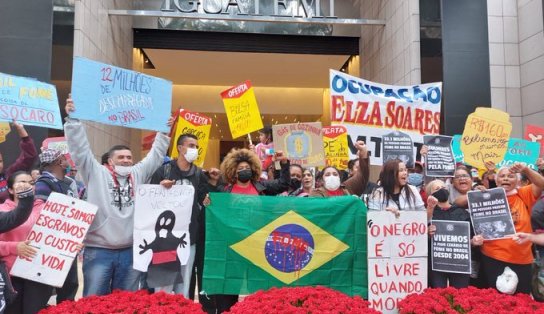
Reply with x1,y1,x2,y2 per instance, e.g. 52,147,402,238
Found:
480,162,544,294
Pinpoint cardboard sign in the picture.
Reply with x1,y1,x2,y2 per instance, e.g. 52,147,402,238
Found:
0,122,11,144
525,124,544,156
367,211,428,313
451,134,464,163
170,109,212,167
382,131,414,168
497,138,540,171
431,220,471,274
330,70,442,166
272,122,325,167
10,193,97,287
468,188,515,240
0,72,62,129
71,57,172,132
221,81,263,139
322,125,349,170
424,135,455,177
133,184,194,287
460,107,511,169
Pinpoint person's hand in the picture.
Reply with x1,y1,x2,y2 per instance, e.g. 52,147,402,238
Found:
512,232,532,244
75,243,84,253
536,158,544,170
473,185,487,192
484,160,496,173
471,234,484,246
248,144,256,152
428,224,436,236
274,151,288,164
166,115,175,128
510,162,528,174
160,179,175,189
386,207,400,218
66,94,75,115
17,240,37,259
11,120,28,138
13,181,33,195
203,193,211,206
427,195,438,208
420,145,429,157
354,140,368,159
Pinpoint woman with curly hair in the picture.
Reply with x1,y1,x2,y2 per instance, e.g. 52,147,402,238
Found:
209,147,290,313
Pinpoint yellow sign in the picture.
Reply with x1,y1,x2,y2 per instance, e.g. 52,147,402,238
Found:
230,210,349,284
323,125,349,170
170,109,212,167
460,107,511,169
0,122,10,144
221,81,263,139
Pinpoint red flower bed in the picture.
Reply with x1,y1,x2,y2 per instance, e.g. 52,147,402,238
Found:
226,286,379,314
40,290,205,314
398,286,544,314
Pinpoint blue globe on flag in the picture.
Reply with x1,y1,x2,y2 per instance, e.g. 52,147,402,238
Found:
264,224,314,273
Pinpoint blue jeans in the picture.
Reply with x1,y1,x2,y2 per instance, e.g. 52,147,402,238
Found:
82,247,141,296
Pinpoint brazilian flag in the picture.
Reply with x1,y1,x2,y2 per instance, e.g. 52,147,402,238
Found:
203,193,368,297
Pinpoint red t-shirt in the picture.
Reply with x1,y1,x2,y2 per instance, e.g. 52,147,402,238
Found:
326,189,345,197
231,183,259,195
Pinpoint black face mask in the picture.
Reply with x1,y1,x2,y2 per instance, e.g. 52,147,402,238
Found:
290,178,302,190
432,188,450,203
237,169,253,183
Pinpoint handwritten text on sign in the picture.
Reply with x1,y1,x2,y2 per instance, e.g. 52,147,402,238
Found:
329,70,442,166
367,211,428,313
0,72,63,129
323,125,349,170
273,122,325,167
10,193,97,287
170,109,212,167
71,57,172,132
221,81,263,139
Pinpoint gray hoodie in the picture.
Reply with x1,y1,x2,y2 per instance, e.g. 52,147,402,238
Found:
64,119,170,249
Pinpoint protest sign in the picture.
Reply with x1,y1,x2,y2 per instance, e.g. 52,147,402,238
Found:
71,57,172,132
460,107,511,170
322,125,349,170
0,72,62,129
221,81,263,139
382,131,414,168
524,124,544,156
10,193,97,287
451,134,464,163
133,185,194,287
367,211,428,313
329,70,442,166
431,220,471,274
497,138,540,170
272,122,325,167
169,109,212,167
468,188,515,240
0,122,10,143
424,135,455,177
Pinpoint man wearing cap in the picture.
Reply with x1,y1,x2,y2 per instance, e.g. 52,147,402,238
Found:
34,148,80,304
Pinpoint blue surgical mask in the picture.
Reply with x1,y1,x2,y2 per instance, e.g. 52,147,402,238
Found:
408,173,424,187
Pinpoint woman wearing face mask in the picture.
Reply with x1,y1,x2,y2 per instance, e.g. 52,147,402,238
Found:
209,147,290,313
311,166,349,197
479,163,544,294
367,159,425,215
279,164,308,196
426,179,483,288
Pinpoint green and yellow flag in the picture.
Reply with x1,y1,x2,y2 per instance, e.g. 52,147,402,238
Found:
203,194,368,297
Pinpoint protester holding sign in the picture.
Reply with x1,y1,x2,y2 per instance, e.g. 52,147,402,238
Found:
480,163,544,294
426,179,483,288
0,171,50,314
367,159,425,215
0,122,37,204
64,97,171,296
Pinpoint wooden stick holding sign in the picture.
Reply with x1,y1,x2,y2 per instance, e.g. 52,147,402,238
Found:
221,81,263,140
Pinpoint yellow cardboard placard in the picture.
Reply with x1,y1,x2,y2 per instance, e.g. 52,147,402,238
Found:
221,81,263,139
460,107,511,169
323,125,349,170
170,109,212,167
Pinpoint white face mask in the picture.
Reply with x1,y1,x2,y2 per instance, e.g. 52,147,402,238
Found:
184,147,199,163
114,165,133,177
324,175,341,191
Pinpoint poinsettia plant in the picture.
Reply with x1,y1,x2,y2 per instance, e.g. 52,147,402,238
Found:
226,286,379,314
398,286,544,314
40,290,205,314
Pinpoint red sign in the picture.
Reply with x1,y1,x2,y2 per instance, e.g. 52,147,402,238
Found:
524,124,544,156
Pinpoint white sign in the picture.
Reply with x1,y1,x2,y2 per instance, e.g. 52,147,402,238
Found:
367,211,428,314
10,193,97,287
133,184,194,273
330,70,442,165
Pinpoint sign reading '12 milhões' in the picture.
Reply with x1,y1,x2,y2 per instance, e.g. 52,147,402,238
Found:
71,57,172,132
